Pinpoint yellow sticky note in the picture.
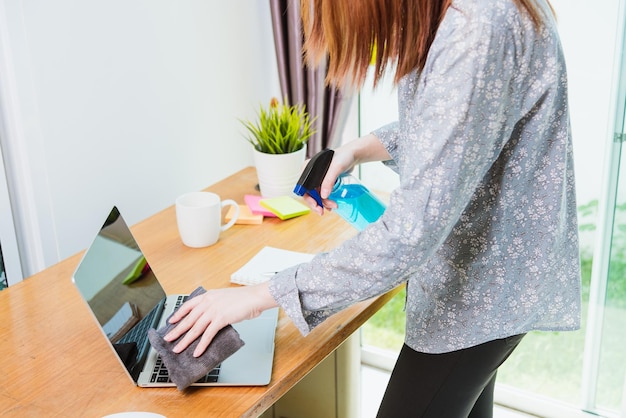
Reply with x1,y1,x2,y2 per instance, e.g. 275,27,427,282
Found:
226,204,263,225
259,196,310,220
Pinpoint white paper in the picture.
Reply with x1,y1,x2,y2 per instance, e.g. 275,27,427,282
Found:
230,246,314,285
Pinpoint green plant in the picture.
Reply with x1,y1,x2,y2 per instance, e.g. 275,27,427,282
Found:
240,97,315,154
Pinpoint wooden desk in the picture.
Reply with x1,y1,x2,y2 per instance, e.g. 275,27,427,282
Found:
0,167,399,417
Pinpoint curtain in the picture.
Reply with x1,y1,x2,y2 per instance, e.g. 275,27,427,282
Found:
269,0,353,157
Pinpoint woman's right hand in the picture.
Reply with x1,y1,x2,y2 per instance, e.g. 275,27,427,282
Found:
303,134,391,215
302,145,356,215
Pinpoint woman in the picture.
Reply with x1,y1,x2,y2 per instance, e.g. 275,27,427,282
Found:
166,0,581,416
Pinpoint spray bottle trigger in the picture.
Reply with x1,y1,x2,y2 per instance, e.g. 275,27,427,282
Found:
293,184,324,208
308,189,323,208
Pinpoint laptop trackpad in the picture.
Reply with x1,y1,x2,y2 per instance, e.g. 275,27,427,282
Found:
218,308,278,385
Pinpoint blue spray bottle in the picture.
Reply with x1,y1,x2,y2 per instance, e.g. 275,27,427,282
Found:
293,149,386,231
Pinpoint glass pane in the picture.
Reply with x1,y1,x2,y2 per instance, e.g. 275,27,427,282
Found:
361,286,405,351
497,319,588,406
596,143,626,411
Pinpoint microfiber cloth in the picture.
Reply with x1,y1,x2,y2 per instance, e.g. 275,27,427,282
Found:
147,286,245,390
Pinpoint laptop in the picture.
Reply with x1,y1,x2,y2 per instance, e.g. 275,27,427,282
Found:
72,206,279,387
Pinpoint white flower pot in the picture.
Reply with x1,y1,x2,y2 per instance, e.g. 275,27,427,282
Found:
253,145,307,198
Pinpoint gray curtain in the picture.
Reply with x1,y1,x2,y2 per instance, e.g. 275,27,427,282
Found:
269,0,353,157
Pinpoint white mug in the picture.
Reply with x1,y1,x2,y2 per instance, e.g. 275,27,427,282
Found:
175,192,240,248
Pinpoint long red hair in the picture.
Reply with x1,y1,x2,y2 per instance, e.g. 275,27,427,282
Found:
301,0,554,88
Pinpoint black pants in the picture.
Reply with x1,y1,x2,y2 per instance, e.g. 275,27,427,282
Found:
376,334,525,418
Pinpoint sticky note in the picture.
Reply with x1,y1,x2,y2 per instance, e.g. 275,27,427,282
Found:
259,196,310,220
226,204,263,225
122,256,148,285
244,194,278,217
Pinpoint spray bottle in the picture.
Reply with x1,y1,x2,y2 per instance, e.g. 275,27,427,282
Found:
293,149,386,231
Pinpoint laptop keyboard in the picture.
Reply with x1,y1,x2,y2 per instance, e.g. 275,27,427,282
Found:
150,356,221,384
149,295,221,384
119,303,159,346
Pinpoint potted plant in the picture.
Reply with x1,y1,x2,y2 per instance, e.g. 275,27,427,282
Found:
240,97,315,198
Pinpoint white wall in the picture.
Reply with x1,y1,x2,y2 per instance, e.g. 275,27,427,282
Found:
0,1,280,277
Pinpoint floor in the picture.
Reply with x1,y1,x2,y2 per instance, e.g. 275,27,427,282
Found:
360,365,537,418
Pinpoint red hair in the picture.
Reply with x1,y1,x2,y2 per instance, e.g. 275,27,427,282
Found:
301,0,554,88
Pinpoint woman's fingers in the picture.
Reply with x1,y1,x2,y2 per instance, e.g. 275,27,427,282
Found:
193,324,222,357
173,317,221,356
303,194,325,214
167,296,200,325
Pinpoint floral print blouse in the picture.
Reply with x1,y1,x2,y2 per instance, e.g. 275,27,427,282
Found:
269,0,581,353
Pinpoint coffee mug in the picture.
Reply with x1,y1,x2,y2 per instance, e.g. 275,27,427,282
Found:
175,191,240,248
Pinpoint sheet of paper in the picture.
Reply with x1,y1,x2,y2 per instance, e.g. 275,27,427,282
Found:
230,246,315,285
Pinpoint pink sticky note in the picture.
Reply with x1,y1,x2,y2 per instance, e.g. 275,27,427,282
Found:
244,194,278,217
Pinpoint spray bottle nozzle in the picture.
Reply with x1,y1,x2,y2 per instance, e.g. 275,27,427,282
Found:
293,149,334,207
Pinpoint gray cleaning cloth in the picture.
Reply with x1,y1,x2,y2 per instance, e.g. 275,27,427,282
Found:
147,286,245,390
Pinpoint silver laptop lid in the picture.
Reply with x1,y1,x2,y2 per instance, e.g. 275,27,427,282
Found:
72,206,167,382
72,206,279,388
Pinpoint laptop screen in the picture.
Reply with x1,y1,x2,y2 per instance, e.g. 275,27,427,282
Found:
73,206,279,387
73,207,167,379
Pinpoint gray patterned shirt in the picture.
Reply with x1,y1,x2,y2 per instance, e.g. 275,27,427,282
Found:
269,0,581,353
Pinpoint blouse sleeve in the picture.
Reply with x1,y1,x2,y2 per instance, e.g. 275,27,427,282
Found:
373,121,401,173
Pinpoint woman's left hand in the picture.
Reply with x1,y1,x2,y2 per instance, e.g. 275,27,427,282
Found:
164,281,277,357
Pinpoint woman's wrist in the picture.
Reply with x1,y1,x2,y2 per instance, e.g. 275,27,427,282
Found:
342,134,390,165
249,281,279,316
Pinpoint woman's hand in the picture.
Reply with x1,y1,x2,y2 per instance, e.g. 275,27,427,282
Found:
303,134,391,215
302,146,354,214
164,282,277,357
